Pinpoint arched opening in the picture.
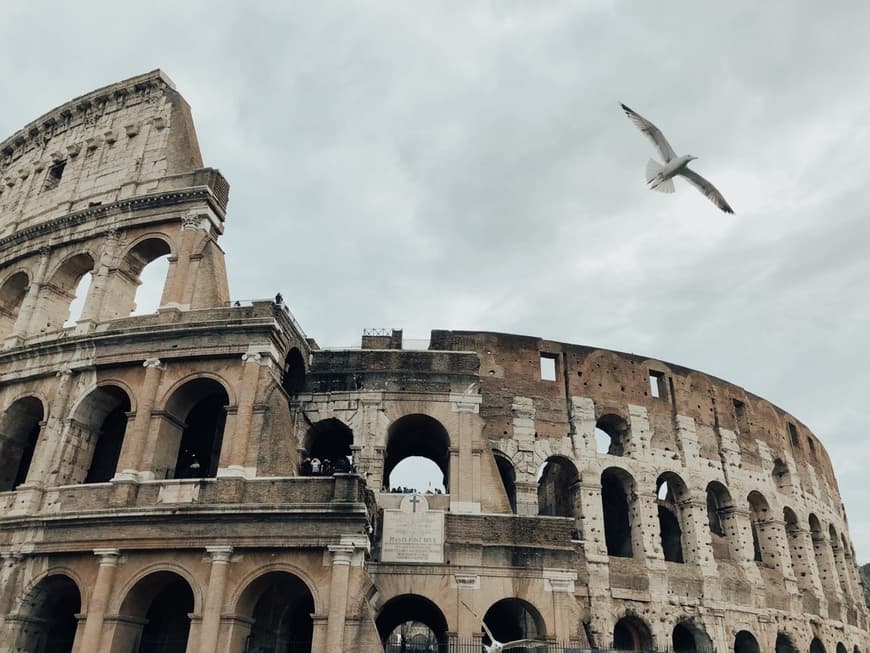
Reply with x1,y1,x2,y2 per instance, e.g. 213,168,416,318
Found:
12,574,81,653
809,514,838,606
282,347,306,396
158,378,229,480
836,644,848,653
123,238,172,317
234,571,314,653
595,413,628,456
66,385,131,485
612,615,653,651
656,472,688,563
706,481,735,561
829,525,851,598
772,458,791,493
493,450,516,514
113,571,194,653
601,467,635,558
810,638,827,653
672,621,713,653
537,456,578,518
481,598,545,648
747,491,773,564
0,396,44,491
0,271,29,338
45,252,95,330
775,632,797,653
301,418,353,475
383,415,449,493
376,594,448,653
783,507,813,592
734,630,761,653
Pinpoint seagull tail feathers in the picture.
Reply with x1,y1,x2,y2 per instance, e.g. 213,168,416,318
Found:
646,159,674,193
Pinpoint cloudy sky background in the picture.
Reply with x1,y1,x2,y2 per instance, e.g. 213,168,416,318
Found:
3,2,870,561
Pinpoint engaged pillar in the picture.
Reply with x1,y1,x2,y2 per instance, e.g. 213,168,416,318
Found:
79,549,121,652
199,546,234,653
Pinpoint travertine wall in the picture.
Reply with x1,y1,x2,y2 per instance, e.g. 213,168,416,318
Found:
0,72,866,653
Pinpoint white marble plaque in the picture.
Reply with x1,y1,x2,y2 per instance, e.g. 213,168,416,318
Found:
381,494,445,563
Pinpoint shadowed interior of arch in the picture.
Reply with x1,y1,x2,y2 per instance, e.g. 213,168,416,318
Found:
376,594,448,652
537,456,578,518
116,570,194,653
0,271,29,338
383,414,449,493
612,615,653,651
481,598,545,646
236,571,314,653
13,574,80,653
70,385,132,484
0,396,44,491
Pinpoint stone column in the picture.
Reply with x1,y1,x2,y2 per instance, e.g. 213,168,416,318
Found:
25,368,77,487
79,549,121,652
219,353,266,477
678,493,714,570
449,392,481,512
0,553,24,636
198,546,233,653
115,358,164,480
7,246,52,344
161,213,209,310
511,397,538,516
325,544,353,652
76,229,122,329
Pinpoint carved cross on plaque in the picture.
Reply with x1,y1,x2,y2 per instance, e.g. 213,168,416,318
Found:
409,495,421,512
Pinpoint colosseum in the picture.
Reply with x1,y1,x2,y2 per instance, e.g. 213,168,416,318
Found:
0,70,866,653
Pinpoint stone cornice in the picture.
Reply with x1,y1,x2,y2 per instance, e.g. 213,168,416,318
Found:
0,184,224,254
0,69,173,164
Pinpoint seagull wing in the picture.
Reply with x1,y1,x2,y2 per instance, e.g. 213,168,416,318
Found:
620,103,677,163
678,167,734,214
499,639,550,650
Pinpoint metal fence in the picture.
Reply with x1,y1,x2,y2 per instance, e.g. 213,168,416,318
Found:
385,640,691,653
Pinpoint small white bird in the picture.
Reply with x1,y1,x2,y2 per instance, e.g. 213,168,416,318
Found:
620,103,734,214
481,619,549,653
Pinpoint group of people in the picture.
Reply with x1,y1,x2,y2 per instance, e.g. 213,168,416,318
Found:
388,486,443,495
300,456,354,476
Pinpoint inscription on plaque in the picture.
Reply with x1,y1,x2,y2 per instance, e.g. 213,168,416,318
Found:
381,494,445,563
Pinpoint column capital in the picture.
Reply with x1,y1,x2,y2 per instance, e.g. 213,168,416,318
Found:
242,352,268,366
0,551,24,562
93,548,121,565
327,544,355,566
143,357,163,369
205,546,234,563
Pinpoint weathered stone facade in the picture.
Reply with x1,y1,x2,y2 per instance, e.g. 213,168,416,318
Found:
0,71,866,652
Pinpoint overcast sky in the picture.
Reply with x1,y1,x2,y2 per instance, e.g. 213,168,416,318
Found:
3,2,869,562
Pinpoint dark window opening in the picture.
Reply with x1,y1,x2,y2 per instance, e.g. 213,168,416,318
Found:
775,632,798,653
84,392,130,483
772,458,790,492
282,347,306,395
540,354,557,381
537,456,578,518
0,397,44,491
301,418,353,476
174,394,227,479
602,469,633,558
43,161,65,191
657,475,685,563
732,399,748,434
807,436,817,458
788,422,800,449
672,622,713,653
494,451,517,514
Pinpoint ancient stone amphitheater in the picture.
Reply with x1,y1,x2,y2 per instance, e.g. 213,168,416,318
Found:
0,70,866,653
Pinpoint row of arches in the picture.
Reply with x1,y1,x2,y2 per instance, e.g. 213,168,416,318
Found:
9,568,313,653
0,236,172,340
0,377,229,492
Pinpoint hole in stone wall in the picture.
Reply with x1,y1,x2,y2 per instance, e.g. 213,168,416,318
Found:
540,354,557,381
130,255,169,315
595,414,629,456
649,370,665,398
602,468,634,558
63,272,92,327
788,422,800,449
42,161,65,191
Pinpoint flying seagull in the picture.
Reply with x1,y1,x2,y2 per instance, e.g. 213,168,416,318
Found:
481,619,548,653
620,103,734,213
